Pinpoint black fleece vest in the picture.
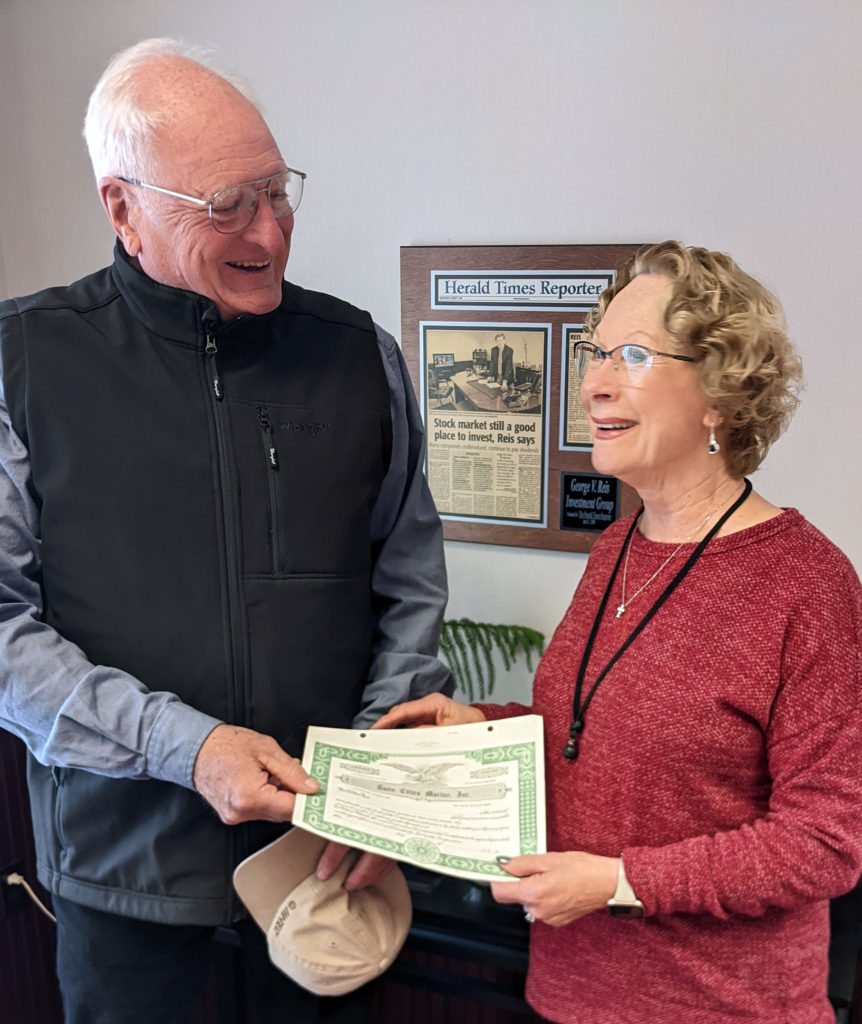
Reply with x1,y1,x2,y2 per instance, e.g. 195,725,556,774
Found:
0,247,392,923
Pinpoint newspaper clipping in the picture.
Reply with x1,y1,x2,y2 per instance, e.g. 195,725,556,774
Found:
561,324,593,449
421,323,549,526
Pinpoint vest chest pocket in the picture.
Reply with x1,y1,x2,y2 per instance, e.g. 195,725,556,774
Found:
233,400,387,577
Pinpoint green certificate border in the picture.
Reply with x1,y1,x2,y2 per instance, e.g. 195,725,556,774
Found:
298,741,540,878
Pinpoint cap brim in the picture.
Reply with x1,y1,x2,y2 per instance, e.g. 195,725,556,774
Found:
233,826,329,933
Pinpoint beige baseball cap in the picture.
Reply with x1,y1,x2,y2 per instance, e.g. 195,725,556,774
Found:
233,827,412,996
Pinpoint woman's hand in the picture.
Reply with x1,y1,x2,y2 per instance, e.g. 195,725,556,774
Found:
491,851,619,927
315,841,397,891
372,693,486,729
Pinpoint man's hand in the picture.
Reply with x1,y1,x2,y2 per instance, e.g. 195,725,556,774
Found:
192,724,318,825
315,841,397,891
372,693,486,730
491,851,619,927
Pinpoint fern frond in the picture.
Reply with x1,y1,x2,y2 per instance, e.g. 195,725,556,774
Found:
440,618,545,700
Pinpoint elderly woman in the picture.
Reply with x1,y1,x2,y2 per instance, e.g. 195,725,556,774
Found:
376,242,862,1024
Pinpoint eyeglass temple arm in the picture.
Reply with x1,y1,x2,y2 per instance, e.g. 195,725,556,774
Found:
117,178,208,207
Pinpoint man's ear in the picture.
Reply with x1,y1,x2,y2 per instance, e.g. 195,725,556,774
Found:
99,178,142,258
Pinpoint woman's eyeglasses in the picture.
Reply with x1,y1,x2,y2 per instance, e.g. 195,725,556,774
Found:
572,340,694,387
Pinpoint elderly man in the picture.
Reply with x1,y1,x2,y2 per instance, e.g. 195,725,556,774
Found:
0,38,451,1023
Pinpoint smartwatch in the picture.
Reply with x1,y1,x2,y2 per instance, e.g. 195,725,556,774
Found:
606,858,644,918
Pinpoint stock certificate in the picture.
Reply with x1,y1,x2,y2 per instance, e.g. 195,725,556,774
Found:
293,716,546,883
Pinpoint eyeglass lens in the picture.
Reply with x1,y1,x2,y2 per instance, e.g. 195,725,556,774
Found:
574,343,652,384
209,171,303,233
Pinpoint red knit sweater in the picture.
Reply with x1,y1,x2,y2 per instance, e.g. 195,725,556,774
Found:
479,509,862,1024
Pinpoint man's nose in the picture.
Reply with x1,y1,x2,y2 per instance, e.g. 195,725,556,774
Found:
243,192,292,246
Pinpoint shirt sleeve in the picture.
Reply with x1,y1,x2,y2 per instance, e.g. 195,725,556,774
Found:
0,371,221,790
623,557,862,918
352,325,454,726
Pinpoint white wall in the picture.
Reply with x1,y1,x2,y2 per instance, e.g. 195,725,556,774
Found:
2,0,860,703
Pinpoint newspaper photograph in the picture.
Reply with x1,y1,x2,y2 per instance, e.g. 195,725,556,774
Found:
421,322,550,526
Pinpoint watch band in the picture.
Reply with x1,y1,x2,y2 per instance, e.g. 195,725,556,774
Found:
606,858,644,918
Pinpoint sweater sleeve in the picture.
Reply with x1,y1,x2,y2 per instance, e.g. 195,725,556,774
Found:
624,555,862,919
473,702,533,720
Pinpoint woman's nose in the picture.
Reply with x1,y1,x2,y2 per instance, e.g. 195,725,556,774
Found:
580,354,619,400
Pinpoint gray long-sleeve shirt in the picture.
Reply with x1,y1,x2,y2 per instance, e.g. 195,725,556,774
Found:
0,321,451,790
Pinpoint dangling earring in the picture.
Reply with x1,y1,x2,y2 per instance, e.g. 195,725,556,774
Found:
708,426,720,455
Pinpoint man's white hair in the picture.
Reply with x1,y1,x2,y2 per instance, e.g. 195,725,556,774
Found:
83,37,262,181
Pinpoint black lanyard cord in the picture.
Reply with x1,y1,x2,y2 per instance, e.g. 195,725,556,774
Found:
563,478,752,760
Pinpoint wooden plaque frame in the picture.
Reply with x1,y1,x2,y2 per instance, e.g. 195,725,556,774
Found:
400,244,642,553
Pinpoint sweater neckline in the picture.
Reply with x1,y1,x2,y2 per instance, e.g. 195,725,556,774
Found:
627,507,801,557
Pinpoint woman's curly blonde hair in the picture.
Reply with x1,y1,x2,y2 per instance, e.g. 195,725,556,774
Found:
585,241,803,478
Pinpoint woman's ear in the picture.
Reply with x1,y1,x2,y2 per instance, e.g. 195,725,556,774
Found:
703,409,724,432
98,178,142,258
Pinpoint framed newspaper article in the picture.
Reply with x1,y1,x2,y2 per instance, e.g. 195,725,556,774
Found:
400,244,642,552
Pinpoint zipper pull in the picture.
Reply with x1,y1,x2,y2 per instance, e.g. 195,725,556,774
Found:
205,335,222,400
257,406,279,469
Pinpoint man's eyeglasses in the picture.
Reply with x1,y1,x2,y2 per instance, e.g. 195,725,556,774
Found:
118,168,307,234
572,340,695,387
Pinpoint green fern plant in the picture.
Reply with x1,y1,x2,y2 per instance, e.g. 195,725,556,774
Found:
440,618,545,702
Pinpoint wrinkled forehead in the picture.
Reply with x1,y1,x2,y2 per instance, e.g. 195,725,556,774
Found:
136,56,280,183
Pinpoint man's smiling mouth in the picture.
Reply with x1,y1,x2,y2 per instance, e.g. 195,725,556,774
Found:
228,260,270,271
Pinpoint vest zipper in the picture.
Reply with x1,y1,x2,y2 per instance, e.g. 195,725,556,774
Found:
204,328,247,922
51,766,67,851
205,335,223,400
203,332,245,722
257,406,285,573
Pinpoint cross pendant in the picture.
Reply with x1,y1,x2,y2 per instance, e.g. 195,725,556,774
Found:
616,604,625,619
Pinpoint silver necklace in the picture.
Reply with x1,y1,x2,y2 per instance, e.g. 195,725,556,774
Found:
615,489,738,619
